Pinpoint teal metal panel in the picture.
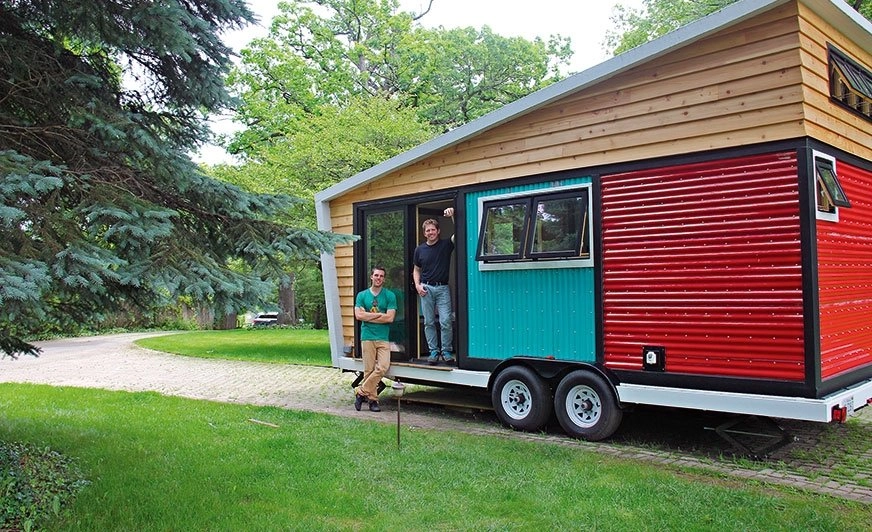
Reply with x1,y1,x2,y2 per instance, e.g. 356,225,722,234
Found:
465,177,596,362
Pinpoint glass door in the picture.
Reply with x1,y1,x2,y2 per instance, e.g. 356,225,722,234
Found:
362,208,409,357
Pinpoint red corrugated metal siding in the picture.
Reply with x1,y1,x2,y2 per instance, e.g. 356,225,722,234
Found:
602,152,805,380
818,160,872,379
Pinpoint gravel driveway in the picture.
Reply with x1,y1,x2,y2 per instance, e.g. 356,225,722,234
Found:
2,332,871,503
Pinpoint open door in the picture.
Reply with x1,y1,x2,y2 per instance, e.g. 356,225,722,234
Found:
414,200,457,360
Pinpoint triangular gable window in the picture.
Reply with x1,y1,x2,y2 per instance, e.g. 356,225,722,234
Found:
828,45,872,120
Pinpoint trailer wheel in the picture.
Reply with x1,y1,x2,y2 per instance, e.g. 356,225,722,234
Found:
491,366,552,432
554,371,622,441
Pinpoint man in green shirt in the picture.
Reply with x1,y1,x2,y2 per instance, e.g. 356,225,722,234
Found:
354,266,397,412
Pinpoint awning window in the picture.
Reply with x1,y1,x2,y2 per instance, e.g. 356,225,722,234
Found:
829,46,872,120
815,154,850,222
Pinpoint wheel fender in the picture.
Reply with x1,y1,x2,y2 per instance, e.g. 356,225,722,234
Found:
488,357,619,400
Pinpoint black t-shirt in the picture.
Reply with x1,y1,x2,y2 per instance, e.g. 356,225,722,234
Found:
413,238,454,284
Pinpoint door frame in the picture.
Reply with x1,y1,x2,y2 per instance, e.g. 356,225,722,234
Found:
354,192,457,361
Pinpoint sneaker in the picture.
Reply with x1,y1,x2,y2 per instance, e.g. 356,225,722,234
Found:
354,394,366,411
369,401,381,412
427,351,440,365
442,352,455,365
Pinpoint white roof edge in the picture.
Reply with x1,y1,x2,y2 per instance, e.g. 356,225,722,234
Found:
315,0,868,205
819,0,872,41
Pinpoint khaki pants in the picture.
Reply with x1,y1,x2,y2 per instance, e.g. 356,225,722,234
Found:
357,340,391,402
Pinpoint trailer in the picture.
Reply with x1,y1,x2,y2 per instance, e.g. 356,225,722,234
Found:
315,0,872,442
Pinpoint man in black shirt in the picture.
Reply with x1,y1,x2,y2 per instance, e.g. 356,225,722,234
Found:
413,207,455,365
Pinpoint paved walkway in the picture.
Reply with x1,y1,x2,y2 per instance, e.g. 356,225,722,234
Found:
2,332,871,504
0,333,509,435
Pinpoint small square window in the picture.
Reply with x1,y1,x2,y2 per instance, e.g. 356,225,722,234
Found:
816,158,850,209
478,200,530,260
528,194,587,258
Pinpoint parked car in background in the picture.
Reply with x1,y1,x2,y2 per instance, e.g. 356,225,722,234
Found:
252,312,279,326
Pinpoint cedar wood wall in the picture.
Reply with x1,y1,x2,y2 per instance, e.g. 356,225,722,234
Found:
328,1,872,345
798,2,872,159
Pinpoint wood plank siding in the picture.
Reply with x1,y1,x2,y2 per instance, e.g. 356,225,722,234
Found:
797,3,872,162
327,1,870,346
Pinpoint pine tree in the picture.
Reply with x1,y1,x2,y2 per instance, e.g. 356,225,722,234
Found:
0,0,352,357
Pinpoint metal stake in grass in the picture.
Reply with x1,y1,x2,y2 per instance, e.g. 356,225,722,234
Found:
392,380,406,449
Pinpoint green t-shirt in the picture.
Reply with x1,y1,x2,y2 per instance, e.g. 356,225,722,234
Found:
355,288,398,341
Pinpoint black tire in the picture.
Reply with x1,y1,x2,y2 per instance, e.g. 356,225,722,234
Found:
491,366,552,432
553,370,622,441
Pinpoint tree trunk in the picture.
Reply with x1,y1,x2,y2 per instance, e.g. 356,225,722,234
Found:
279,273,296,325
197,305,214,329
217,312,238,330
313,304,324,329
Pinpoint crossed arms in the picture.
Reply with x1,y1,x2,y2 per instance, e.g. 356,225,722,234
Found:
355,307,396,324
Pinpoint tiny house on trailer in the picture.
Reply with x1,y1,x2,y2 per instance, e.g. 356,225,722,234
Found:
315,0,872,441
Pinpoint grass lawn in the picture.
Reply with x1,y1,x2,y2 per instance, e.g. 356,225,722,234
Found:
135,328,331,366
2,384,870,531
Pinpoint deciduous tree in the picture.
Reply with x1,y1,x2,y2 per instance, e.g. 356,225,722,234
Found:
213,0,572,324
606,0,872,55
209,96,431,325
228,0,572,156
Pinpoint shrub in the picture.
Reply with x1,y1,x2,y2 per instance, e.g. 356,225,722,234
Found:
0,442,88,531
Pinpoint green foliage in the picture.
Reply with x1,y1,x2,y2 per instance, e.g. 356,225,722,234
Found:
411,25,572,127
0,0,354,356
215,1,570,321
0,441,88,532
2,385,871,530
291,263,328,326
227,0,571,154
862,0,872,20
219,96,433,199
606,0,738,54
210,97,431,323
606,0,872,55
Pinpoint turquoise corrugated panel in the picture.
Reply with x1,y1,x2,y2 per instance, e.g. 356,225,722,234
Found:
465,177,596,362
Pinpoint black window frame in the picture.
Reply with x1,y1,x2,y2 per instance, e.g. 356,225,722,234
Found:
526,190,588,260
815,157,850,210
476,187,591,264
475,197,532,261
828,45,872,121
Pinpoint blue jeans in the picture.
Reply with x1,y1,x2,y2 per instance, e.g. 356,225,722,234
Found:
420,284,453,354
